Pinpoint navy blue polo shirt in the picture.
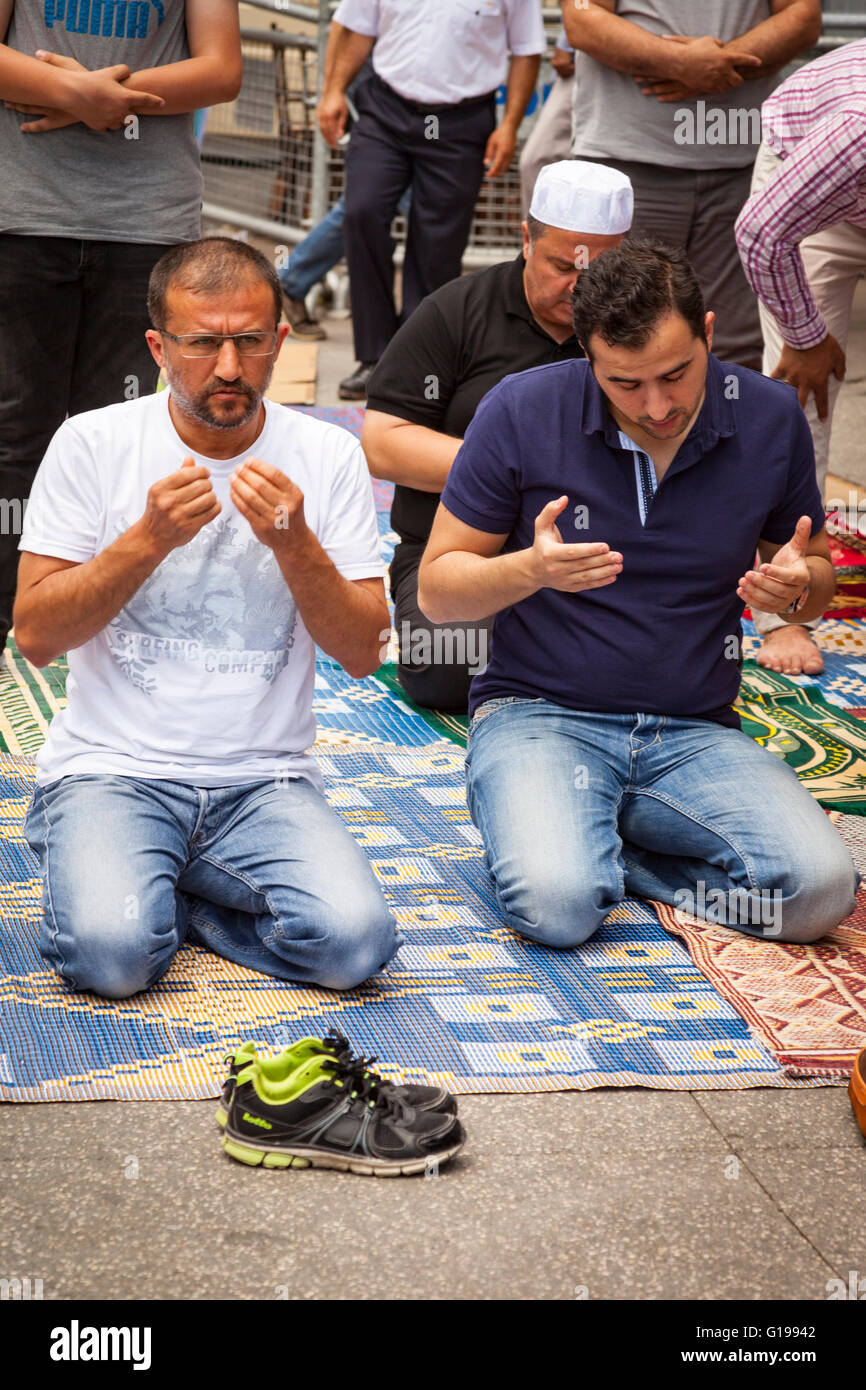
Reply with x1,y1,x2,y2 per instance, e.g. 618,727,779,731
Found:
440,354,826,726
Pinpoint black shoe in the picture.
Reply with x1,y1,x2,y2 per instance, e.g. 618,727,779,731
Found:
323,1031,459,1115
216,1032,457,1128
338,361,378,401
222,1052,466,1176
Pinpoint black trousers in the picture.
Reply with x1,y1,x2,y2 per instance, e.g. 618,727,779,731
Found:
344,72,497,363
0,234,170,650
391,541,493,714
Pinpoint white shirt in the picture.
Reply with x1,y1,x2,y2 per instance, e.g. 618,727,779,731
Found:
333,0,545,105
18,393,385,790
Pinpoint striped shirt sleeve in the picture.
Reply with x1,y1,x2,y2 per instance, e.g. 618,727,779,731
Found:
735,112,866,349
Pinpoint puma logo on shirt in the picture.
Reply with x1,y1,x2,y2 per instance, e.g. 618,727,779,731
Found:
44,0,165,38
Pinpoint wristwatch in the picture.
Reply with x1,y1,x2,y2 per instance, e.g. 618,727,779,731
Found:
782,585,810,616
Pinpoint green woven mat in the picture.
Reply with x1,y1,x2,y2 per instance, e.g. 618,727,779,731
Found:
737,664,866,812
0,636,68,754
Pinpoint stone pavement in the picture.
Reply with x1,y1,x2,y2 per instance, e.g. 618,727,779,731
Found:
1,1087,863,1300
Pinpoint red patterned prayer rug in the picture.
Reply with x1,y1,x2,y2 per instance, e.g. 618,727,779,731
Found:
652,814,866,1078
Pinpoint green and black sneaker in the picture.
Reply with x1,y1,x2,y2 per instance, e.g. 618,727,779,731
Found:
222,1052,465,1177
216,1031,457,1128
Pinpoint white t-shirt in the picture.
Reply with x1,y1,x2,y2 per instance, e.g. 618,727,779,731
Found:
18,392,385,790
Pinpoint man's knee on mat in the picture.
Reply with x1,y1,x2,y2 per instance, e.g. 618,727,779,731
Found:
712,844,861,945
771,854,860,944
268,898,400,991
497,874,615,950
50,945,168,1000
40,908,179,999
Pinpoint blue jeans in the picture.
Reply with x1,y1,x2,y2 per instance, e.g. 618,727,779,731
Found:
278,188,412,302
465,699,859,948
23,775,401,998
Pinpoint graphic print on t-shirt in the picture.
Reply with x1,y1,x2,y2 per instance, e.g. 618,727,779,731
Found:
106,512,299,695
44,1,165,38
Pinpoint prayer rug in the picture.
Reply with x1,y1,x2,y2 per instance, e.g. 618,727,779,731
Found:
0,662,828,1101
736,665,866,813
652,812,866,1077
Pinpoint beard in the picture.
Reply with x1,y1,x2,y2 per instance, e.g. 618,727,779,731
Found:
164,362,274,431
633,384,705,440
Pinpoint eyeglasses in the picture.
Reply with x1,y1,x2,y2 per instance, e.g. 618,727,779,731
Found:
159,330,278,358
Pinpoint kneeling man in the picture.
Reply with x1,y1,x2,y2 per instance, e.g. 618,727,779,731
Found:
15,237,399,998
419,240,858,947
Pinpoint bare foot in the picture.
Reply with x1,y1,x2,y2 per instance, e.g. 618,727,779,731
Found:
754,625,824,676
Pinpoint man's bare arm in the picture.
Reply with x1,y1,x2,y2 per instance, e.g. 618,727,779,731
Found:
561,0,681,77
634,0,820,101
754,524,835,625
5,0,238,130
418,506,522,624
274,535,390,679
14,458,220,668
120,0,243,112
722,0,822,80
418,497,622,624
14,524,171,669
485,53,540,178
0,0,163,126
0,0,75,103
362,412,461,492
317,21,375,146
563,0,762,94
228,455,389,679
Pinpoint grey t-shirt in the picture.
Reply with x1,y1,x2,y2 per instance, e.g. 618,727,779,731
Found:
571,0,781,170
0,0,201,243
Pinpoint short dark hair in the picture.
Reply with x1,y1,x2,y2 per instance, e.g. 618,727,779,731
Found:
147,237,282,331
526,213,548,244
571,239,706,356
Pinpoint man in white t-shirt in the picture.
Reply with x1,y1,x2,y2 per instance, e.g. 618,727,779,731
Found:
14,237,400,1000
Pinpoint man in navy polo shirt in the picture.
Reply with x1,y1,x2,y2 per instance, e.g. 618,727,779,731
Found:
418,241,858,948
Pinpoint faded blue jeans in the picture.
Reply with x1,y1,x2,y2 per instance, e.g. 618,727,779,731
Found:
23,774,401,998
465,699,859,948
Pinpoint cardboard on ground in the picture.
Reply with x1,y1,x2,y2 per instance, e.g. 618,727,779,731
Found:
266,341,318,406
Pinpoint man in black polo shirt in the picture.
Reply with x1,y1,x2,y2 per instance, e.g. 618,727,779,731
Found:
418,241,858,948
363,160,634,711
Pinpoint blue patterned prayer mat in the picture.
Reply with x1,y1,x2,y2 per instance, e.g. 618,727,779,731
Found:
289,405,365,440
0,662,826,1101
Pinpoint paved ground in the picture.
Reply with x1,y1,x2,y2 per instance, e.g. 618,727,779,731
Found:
2,251,864,1303
2,1088,864,1301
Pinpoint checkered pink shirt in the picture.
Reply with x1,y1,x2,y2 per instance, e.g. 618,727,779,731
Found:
735,40,866,349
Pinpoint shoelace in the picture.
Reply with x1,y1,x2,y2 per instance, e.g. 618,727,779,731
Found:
318,1042,414,1124
320,1032,391,1092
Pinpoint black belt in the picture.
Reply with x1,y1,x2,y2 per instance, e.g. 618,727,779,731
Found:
371,70,497,115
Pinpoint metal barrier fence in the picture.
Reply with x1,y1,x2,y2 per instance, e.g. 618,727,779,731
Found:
201,23,545,262
202,3,866,264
